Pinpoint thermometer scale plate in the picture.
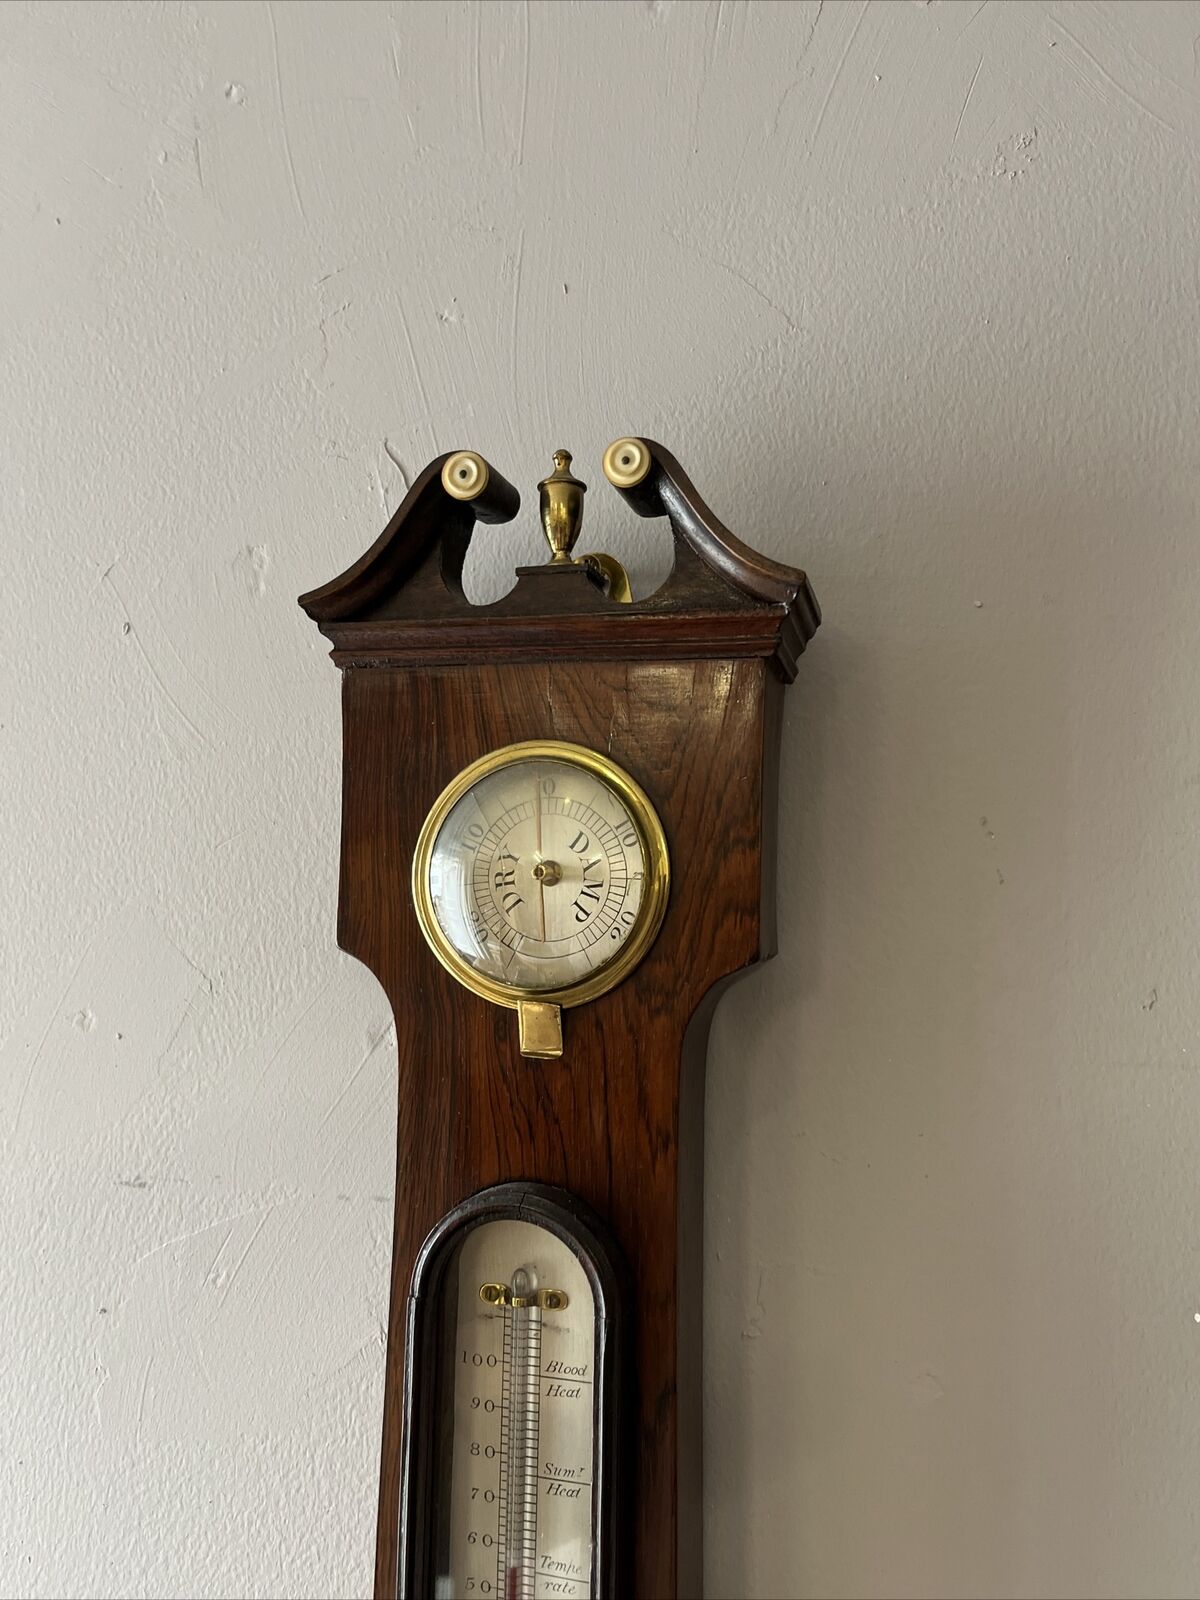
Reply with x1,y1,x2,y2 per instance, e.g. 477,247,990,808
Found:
444,1221,593,1598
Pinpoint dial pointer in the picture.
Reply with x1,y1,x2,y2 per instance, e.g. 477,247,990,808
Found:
535,778,546,942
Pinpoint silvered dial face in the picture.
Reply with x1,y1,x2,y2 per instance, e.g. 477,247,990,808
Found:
424,755,649,994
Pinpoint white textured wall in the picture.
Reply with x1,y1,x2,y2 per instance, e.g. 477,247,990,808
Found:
3,2,1199,1596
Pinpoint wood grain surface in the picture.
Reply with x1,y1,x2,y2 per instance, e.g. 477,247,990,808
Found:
337,657,777,1599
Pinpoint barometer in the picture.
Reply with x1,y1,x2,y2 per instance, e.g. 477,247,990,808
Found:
299,436,819,1598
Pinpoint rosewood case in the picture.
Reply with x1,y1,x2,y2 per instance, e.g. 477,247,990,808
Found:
299,439,819,1598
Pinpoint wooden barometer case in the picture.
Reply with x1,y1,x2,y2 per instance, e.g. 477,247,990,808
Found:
299,436,819,1600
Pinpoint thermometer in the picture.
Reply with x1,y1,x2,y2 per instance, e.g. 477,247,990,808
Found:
403,1186,624,1600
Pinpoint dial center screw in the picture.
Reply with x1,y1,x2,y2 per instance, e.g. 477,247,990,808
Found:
532,859,563,887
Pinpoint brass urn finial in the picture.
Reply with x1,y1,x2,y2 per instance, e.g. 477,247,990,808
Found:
538,448,587,564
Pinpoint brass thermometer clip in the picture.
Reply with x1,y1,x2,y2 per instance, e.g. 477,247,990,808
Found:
479,1281,569,1312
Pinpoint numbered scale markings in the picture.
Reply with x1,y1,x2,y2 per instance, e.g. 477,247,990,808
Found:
414,744,666,1003
441,1221,595,1600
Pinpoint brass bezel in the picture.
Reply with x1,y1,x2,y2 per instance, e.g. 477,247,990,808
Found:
411,739,670,1012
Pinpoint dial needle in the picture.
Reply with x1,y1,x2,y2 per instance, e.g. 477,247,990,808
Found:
535,781,546,942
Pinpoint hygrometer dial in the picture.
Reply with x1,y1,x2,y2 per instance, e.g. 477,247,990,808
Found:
412,741,669,1014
